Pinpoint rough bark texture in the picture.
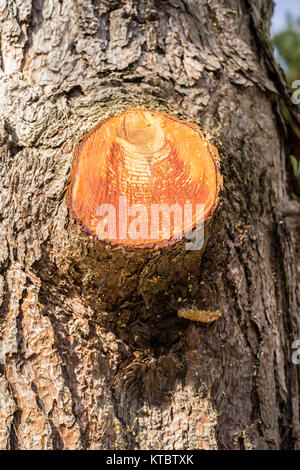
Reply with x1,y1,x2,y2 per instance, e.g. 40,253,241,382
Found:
0,0,299,450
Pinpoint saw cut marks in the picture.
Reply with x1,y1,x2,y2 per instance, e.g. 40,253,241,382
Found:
68,108,221,247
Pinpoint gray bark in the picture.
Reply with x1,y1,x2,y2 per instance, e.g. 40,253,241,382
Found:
0,0,299,450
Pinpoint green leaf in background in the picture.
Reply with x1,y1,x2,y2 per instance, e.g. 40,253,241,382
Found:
273,19,300,84
290,155,300,200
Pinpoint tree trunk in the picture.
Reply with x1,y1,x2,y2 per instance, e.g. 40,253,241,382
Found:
0,0,299,450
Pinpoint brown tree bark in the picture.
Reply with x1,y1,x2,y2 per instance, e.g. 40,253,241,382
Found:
0,0,299,450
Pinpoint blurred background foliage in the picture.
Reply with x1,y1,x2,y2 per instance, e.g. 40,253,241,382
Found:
273,18,300,84
272,7,300,199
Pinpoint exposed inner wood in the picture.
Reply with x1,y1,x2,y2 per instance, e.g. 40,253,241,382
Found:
119,109,165,155
69,108,221,247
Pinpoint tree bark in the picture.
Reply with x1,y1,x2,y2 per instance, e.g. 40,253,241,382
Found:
0,0,299,450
